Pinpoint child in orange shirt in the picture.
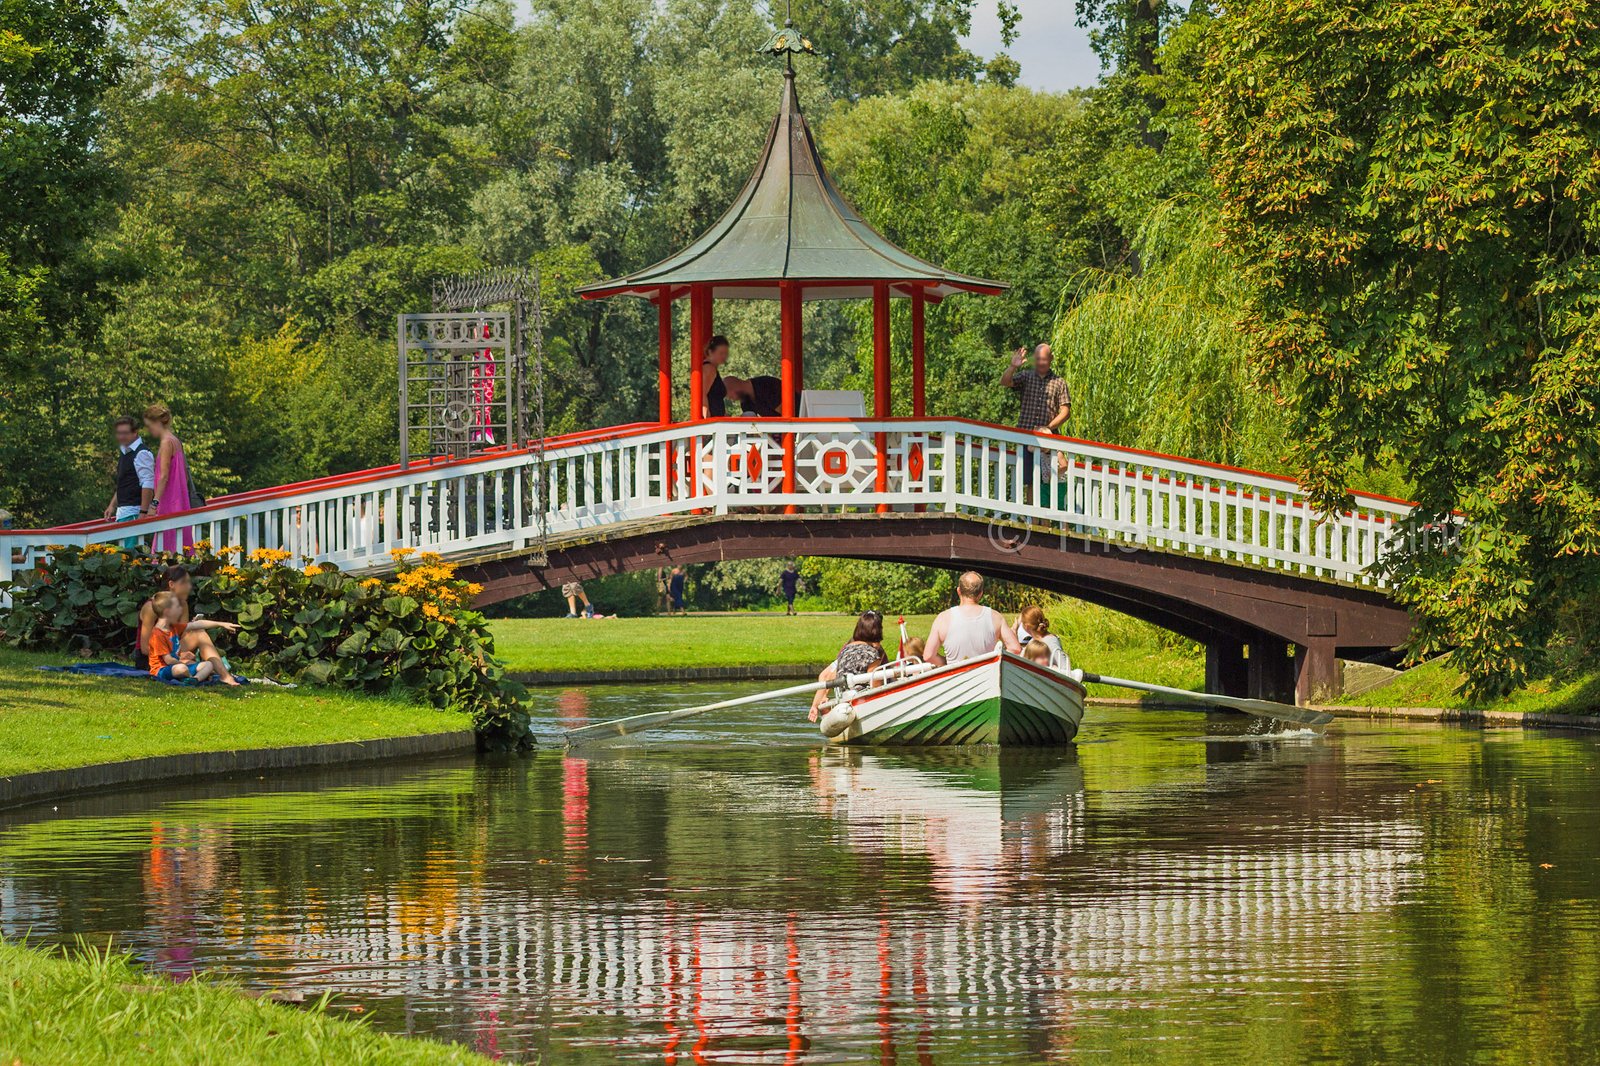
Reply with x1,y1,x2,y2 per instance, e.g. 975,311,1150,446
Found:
147,591,241,684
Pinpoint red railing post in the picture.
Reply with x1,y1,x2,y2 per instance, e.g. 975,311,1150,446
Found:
781,281,802,514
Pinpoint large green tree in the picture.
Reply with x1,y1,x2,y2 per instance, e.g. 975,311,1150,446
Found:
110,0,504,333
1204,0,1600,695
0,0,121,523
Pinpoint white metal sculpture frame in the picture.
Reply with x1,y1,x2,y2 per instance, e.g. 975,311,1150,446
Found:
0,419,1413,603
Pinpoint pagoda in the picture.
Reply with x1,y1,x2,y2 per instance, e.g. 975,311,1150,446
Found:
578,10,1005,424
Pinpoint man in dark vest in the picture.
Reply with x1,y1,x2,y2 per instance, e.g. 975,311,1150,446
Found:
104,416,155,544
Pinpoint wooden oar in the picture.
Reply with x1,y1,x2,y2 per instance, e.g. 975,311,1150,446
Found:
564,662,934,745
563,679,832,745
1079,672,1336,728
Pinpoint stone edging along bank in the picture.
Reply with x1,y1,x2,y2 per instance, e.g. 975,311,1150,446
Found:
0,730,476,811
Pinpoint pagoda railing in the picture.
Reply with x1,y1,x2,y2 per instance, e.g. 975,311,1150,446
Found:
0,419,1413,602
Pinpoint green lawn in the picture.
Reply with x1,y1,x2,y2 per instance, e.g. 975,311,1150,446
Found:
1339,655,1600,715
488,602,1207,694
0,649,468,778
0,941,489,1066
489,613,929,673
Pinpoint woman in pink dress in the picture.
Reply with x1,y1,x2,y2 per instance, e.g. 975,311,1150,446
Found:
144,403,194,554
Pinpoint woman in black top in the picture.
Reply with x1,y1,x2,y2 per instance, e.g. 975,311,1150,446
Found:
702,335,730,417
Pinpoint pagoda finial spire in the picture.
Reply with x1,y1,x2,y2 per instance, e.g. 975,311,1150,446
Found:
760,1,814,73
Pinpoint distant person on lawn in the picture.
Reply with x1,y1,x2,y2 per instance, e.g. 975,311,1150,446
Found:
103,416,155,544
147,590,241,685
562,581,592,618
781,563,800,615
669,566,687,614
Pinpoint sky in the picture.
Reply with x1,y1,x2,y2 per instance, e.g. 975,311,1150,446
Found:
966,0,1102,92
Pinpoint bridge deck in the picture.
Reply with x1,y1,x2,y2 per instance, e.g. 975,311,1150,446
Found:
1,418,1412,594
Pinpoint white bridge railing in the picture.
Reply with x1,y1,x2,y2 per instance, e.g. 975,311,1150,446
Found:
0,419,1412,599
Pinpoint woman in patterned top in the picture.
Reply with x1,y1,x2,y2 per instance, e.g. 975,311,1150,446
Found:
809,611,888,721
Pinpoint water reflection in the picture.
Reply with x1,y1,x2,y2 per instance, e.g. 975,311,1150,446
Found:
2,699,1600,1063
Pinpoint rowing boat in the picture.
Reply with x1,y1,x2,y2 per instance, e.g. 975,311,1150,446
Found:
819,649,1084,746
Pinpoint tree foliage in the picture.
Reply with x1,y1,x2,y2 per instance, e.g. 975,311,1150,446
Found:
0,0,121,522
1203,0,1600,695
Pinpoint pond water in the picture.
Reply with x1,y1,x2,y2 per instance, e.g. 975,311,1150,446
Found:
3,685,1600,1064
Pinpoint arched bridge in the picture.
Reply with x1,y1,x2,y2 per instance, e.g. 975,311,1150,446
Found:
0,418,1414,703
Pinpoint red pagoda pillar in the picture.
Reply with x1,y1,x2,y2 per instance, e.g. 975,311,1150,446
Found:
687,286,713,505
780,281,802,513
656,290,673,424
911,286,927,418
688,286,712,421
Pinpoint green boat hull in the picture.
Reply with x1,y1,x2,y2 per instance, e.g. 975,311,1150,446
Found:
848,696,1077,747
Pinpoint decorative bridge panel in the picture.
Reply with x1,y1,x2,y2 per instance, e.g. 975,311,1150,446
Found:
0,420,1414,603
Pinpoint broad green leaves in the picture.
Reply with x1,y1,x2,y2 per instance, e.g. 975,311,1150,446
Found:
1205,0,1600,696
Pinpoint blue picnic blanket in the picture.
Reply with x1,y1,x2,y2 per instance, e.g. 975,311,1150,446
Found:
40,662,253,687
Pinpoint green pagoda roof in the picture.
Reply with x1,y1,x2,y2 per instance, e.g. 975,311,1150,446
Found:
578,70,1007,302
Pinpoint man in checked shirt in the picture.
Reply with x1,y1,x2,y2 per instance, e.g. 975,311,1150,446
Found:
1000,343,1071,504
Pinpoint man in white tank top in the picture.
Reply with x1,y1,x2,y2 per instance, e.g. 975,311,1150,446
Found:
924,572,1022,666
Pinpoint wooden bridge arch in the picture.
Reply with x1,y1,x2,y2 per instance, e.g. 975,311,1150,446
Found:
464,512,1411,705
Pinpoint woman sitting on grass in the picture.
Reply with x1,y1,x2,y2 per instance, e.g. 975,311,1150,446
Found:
146,590,242,685
136,565,234,675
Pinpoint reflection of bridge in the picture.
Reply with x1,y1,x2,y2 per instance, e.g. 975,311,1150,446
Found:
0,748,1425,1065
0,417,1413,701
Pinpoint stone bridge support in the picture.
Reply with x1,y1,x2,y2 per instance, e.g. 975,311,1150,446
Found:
465,514,1411,706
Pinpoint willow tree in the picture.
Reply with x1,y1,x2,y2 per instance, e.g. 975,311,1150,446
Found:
1052,199,1286,472
1204,0,1600,696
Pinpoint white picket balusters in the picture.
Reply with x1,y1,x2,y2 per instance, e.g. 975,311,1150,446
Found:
0,420,1411,602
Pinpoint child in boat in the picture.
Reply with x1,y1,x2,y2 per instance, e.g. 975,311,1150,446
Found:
147,591,242,684
1022,641,1053,667
900,636,926,661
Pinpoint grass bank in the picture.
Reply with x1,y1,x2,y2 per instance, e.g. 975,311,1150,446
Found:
1340,656,1600,716
0,649,467,778
489,601,1206,694
0,940,488,1065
